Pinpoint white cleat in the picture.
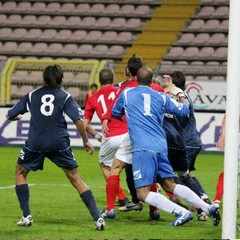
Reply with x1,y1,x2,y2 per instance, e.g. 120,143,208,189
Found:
17,215,33,227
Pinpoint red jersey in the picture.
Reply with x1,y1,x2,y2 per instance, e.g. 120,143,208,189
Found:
84,85,128,137
117,78,164,92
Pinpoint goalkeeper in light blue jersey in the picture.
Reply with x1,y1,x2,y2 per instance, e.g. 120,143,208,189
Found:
111,66,221,226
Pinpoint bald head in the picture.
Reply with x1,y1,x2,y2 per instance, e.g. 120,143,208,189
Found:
136,66,153,86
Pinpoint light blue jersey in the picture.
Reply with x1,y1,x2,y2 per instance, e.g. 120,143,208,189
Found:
112,86,189,153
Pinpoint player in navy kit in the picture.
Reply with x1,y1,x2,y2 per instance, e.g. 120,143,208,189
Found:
6,65,105,230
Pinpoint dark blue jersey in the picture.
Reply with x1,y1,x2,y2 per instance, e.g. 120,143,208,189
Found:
8,86,83,151
163,92,202,150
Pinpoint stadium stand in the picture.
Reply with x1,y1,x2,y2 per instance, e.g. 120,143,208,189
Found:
0,0,229,105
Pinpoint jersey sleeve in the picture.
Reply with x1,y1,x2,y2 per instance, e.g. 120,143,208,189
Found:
64,95,84,123
7,94,29,118
112,92,125,119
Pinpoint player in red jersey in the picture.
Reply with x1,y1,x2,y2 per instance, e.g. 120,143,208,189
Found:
84,69,129,218
102,55,164,219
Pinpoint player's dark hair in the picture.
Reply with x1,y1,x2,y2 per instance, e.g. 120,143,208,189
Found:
43,65,63,88
90,83,98,90
99,68,114,85
137,66,153,86
127,54,143,77
170,71,186,90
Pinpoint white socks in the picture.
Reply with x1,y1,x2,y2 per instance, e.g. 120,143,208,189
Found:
145,191,188,214
173,184,210,214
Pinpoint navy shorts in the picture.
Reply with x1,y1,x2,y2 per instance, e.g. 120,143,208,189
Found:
17,146,78,171
168,147,201,172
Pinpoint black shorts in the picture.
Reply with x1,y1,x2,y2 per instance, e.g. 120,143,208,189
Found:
17,146,78,171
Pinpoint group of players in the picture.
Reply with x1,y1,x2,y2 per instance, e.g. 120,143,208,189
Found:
6,54,221,231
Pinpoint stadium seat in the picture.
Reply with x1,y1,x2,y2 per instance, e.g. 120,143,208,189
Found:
75,3,91,13
197,6,215,17
18,85,34,97
89,3,105,14
165,47,184,58
93,44,109,55
218,19,229,31
11,70,29,83
194,33,210,45
31,2,46,12
105,4,120,14
116,32,133,43
16,42,33,53
31,43,48,53
186,19,205,31
119,4,135,16
51,16,67,27
135,5,151,15
59,3,75,13
1,42,18,52
57,29,72,40
80,17,96,28
27,29,42,39
2,1,17,11
198,47,215,59
0,14,7,23
214,6,229,18
107,45,125,57
7,14,22,26
47,43,63,54
45,2,61,13
86,31,102,41
202,19,220,31
17,2,31,12
110,17,126,28
41,29,57,40
126,18,142,29
64,16,81,27
65,87,81,98
62,44,78,54
95,17,111,28
21,15,37,26
209,33,227,45
212,47,228,59
77,44,93,55
101,31,118,42
182,47,199,59
0,27,12,38
35,15,51,27
177,33,195,45
71,30,87,41
12,28,28,40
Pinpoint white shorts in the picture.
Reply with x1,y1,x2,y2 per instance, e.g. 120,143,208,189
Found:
115,133,132,165
99,132,128,167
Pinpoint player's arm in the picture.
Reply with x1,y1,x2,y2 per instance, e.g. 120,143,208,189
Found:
112,93,125,120
216,114,226,150
84,119,102,142
170,87,189,105
6,114,22,121
75,119,94,155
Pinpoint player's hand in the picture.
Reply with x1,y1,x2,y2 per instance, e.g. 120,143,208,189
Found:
216,137,225,151
6,114,22,121
83,141,94,155
102,119,109,136
170,87,184,97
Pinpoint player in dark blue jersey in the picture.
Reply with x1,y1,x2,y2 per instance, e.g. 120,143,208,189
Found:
161,71,211,221
6,65,105,230
112,66,221,226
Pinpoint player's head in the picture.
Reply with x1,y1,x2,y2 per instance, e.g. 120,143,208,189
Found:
170,71,186,90
99,68,114,86
90,83,98,93
160,74,172,89
127,54,143,77
137,66,153,86
43,65,63,88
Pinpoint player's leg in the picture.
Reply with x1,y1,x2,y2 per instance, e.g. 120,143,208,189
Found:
15,147,43,227
213,171,224,207
53,148,105,230
64,167,105,230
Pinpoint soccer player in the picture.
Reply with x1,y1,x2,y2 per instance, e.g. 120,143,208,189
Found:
102,55,162,219
6,65,105,230
112,66,221,226
84,83,98,106
84,68,129,217
160,71,211,221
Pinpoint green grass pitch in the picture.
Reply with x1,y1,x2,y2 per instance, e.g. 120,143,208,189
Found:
0,146,238,239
